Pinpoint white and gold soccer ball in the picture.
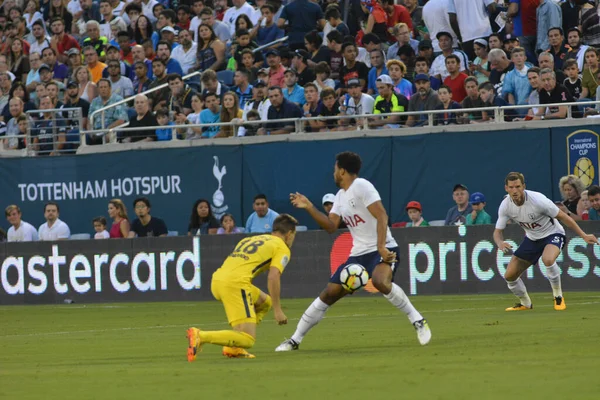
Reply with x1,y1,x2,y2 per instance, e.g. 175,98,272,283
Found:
340,264,369,293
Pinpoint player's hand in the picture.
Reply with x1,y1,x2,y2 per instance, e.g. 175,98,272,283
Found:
498,242,513,254
582,234,599,245
379,246,397,264
289,192,312,209
274,309,287,325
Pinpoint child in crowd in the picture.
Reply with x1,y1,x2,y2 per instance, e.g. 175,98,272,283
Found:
435,85,462,125
578,189,590,220
239,109,261,136
240,49,259,83
93,216,110,239
466,192,492,225
318,87,340,131
563,59,582,100
217,213,244,234
155,109,175,141
405,201,429,227
233,29,263,68
314,61,335,93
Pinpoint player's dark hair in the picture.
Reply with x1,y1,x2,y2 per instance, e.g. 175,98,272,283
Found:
254,194,268,202
336,152,362,175
505,172,525,185
44,202,59,213
133,197,151,209
93,216,107,226
588,185,600,197
272,214,299,235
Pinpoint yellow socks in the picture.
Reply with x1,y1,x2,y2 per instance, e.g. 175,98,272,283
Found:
255,295,272,324
199,330,256,348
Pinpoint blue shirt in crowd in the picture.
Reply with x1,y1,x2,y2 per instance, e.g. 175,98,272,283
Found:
200,108,221,138
245,209,280,233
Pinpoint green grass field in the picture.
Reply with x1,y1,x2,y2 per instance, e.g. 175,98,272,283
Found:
2,292,600,400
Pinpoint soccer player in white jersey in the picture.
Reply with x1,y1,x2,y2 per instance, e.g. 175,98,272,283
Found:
494,172,599,311
276,152,431,352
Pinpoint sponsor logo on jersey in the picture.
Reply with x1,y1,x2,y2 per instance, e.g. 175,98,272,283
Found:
343,214,366,227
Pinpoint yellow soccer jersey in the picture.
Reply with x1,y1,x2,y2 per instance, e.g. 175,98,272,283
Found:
214,234,291,284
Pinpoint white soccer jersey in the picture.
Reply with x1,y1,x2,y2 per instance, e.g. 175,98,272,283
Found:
7,221,39,242
330,178,397,256
38,219,71,241
496,190,565,241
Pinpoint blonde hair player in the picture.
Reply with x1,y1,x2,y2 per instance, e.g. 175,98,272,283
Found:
494,172,599,311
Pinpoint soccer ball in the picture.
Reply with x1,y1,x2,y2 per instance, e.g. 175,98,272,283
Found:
340,264,369,292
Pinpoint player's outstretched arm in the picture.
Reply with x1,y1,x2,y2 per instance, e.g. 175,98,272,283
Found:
493,229,513,254
267,267,287,325
556,210,600,245
289,192,339,233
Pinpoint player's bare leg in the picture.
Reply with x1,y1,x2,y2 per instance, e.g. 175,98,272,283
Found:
275,284,347,351
541,245,565,310
371,263,431,345
504,257,534,311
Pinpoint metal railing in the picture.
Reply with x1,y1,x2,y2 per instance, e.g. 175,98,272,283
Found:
21,108,84,156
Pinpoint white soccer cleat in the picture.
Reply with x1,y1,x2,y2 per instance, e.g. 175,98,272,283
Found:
413,319,431,346
275,338,299,352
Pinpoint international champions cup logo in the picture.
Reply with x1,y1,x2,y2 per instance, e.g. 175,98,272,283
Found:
567,129,600,187
211,156,228,219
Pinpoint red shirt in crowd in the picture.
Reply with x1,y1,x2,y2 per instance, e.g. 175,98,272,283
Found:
444,72,469,103
57,34,80,56
521,0,540,37
386,4,413,42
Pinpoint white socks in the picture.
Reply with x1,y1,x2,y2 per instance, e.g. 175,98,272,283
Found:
546,263,563,298
291,297,329,344
383,283,423,324
507,278,532,307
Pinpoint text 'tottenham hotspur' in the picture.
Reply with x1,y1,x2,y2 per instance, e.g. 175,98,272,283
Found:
17,176,182,202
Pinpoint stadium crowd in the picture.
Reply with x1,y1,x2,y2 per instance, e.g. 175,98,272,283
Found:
0,0,597,153
1,174,597,241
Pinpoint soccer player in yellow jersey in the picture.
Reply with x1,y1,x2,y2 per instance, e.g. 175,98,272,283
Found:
187,214,298,360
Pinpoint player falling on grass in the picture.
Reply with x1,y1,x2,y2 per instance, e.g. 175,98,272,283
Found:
276,151,431,352
187,214,298,360
494,172,599,311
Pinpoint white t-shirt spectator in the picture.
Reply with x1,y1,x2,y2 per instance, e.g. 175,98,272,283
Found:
171,43,198,75
423,0,457,52
430,51,469,80
142,0,159,23
109,76,134,99
223,2,259,36
67,0,83,16
448,0,494,43
343,93,375,116
7,221,39,242
38,219,71,241
95,230,110,239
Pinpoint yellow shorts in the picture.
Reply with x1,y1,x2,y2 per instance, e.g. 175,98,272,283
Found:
211,280,261,327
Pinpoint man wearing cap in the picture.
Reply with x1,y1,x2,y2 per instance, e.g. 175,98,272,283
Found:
63,80,91,132
406,73,442,127
322,194,347,229
370,74,408,129
405,201,429,227
292,49,315,87
444,184,472,226
265,49,285,89
66,48,82,78
107,60,134,99
339,77,374,130
282,69,305,107
29,20,51,57
448,0,496,60
422,0,458,53
417,40,434,65
241,79,270,124
171,29,197,75
430,31,468,81
160,26,179,51
466,192,492,225
101,45,132,79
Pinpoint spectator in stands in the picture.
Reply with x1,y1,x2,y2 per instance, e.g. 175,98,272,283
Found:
538,50,566,84
477,81,512,122
265,49,285,88
282,69,305,107
459,76,487,124
448,0,495,60
125,94,157,142
5,205,38,242
171,29,197,74
504,47,533,115
196,23,226,72
49,17,80,64
258,86,302,135
470,39,490,85
148,59,170,110
7,38,29,83
547,27,569,71
313,61,335,94
443,55,468,103
405,201,429,227
340,42,369,92
435,85,462,125
277,0,325,50
132,62,153,95
156,41,183,76
315,87,340,131
29,20,51,57
167,74,196,115
563,59,582,100
536,0,561,53
84,46,106,84
254,4,285,49
417,39,434,66
465,192,492,225
580,0,600,48
220,91,243,137
42,47,69,83
223,0,256,37
367,49,388,97
106,60,134,99
26,52,43,96
217,213,244,234
177,5,192,30
31,96,67,156
325,30,344,81
444,183,472,226
370,74,408,129
128,197,168,237
63,79,91,134
73,66,97,103
488,49,513,97
406,74,442,127
0,73,12,113
586,185,600,220
387,23,419,62
67,48,82,78
89,79,129,137
242,79,270,122
325,7,349,38
557,175,584,220
430,31,468,81
83,20,108,59
108,198,130,238
578,189,590,220
93,216,110,239
387,59,412,99
413,56,441,91
339,79,375,130
38,202,71,241
533,68,573,120
197,7,231,43
188,198,219,235
566,27,588,72
245,193,279,233
3,98,26,150
302,82,323,132
292,49,315,87
233,70,253,109
519,67,542,120
200,91,222,138
489,34,503,50
580,48,599,103
239,49,258,83
131,45,153,79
